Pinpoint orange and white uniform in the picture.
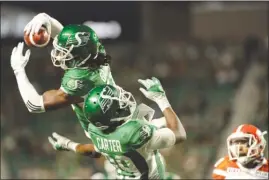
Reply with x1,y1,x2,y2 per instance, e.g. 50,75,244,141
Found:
212,124,268,179
212,156,268,179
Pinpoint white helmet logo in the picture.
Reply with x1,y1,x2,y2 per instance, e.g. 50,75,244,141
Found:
66,32,90,47
99,86,114,113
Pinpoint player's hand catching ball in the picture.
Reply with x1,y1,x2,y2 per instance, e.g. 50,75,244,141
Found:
24,13,52,37
24,13,51,47
10,42,31,74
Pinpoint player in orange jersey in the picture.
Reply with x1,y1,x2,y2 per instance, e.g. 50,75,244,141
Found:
212,124,268,179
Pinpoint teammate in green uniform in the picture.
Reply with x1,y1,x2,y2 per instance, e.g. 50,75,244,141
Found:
11,13,115,132
48,77,187,179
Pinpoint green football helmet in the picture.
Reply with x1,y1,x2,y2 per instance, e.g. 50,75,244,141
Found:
51,24,109,70
83,85,136,130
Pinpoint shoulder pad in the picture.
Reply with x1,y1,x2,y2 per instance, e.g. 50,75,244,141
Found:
123,119,156,149
214,156,229,169
61,69,94,96
132,103,155,122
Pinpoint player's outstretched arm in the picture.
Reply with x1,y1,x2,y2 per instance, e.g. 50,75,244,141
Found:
138,77,187,144
48,132,101,158
11,42,83,113
24,13,63,39
42,89,83,111
150,114,186,144
162,107,187,144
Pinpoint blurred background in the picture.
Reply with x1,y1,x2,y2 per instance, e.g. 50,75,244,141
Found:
1,1,268,179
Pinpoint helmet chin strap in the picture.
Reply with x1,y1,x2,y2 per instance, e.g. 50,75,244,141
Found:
238,156,264,169
110,111,132,122
237,156,251,165
76,53,92,67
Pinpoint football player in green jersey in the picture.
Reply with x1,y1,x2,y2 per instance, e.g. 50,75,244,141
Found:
48,77,187,179
11,13,114,132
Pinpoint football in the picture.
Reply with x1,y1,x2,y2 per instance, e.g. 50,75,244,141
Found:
24,26,50,47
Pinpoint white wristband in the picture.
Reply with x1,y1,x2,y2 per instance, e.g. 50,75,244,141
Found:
14,68,26,75
67,141,79,152
156,97,171,112
47,15,64,39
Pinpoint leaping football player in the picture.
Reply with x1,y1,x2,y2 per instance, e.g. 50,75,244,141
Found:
48,77,187,179
11,14,185,178
10,13,115,134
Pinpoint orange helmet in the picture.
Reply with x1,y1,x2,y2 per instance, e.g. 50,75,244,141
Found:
227,124,267,165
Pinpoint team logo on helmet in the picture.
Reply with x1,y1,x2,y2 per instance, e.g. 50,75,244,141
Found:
66,32,90,47
98,86,114,113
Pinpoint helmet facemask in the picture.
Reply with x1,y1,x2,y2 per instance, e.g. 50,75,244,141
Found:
51,36,95,70
227,131,267,165
100,85,136,123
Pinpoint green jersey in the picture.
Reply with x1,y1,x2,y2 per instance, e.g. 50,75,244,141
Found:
60,65,115,130
87,118,167,179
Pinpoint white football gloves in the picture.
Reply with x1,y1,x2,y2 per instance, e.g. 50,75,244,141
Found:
48,132,78,152
24,13,63,39
24,13,52,36
138,77,171,111
10,42,31,74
